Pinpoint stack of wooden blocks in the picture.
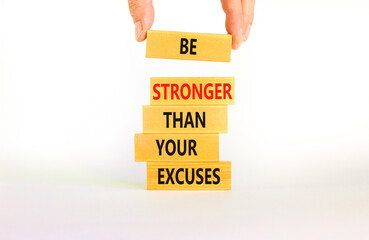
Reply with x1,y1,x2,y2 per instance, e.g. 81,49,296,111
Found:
135,30,235,190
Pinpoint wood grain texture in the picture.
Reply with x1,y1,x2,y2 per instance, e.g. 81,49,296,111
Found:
150,77,235,105
147,161,231,190
142,105,228,133
146,30,232,62
135,133,219,162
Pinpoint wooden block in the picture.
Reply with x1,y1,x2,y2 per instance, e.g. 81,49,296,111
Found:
146,30,232,62
142,105,227,133
147,161,231,190
135,133,219,162
150,77,235,105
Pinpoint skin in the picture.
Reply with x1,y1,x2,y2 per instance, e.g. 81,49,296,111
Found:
128,0,255,50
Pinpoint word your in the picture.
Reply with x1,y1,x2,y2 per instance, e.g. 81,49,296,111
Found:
156,139,197,156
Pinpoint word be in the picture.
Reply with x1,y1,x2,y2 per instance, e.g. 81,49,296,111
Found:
180,38,197,55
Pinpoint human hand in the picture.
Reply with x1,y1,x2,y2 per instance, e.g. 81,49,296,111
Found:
128,0,255,50
221,0,255,49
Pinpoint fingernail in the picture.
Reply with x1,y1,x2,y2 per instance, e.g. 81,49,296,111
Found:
234,29,242,49
234,42,241,50
243,24,251,41
135,22,143,41
241,28,245,42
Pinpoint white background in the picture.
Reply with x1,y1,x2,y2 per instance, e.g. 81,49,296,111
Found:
1,0,369,239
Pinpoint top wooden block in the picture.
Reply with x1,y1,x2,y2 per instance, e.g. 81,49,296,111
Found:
146,30,232,62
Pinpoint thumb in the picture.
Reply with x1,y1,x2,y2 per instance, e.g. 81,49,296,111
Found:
221,0,243,50
128,0,155,42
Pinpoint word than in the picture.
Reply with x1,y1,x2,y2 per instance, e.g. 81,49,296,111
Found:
163,112,205,128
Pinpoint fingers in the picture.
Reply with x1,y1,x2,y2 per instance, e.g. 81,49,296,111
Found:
221,0,255,49
221,0,243,50
241,0,255,42
128,0,155,42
